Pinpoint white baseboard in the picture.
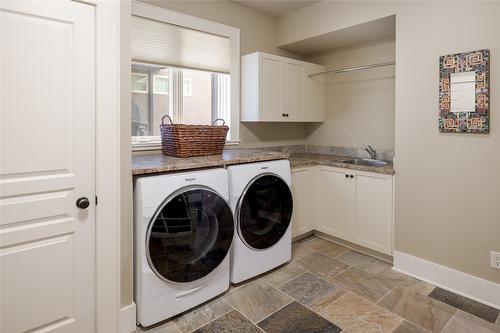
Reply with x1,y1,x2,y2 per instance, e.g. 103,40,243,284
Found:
393,251,500,310
119,302,137,333
292,227,314,240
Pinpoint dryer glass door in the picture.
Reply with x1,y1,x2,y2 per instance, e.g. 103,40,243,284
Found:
238,174,293,250
147,188,234,283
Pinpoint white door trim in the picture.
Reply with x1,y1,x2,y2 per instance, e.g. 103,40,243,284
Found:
119,303,137,333
393,250,500,310
95,1,122,332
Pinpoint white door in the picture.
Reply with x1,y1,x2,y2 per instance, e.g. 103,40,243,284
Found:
260,56,283,120
1,2,95,333
282,62,304,121
316,167,349,239
352,173,393,255
291,167,315,237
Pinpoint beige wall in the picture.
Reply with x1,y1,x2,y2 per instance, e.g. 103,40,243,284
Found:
141,0,308,148
279,1,500,283
305,40,395,150
393,2,499,284
120,1,133,308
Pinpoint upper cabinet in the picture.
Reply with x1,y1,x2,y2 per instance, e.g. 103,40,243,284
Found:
241,52,325,122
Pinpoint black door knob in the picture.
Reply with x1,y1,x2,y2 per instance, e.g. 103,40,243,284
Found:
76,197,90,209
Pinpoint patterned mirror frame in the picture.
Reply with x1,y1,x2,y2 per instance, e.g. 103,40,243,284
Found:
439,49,490,133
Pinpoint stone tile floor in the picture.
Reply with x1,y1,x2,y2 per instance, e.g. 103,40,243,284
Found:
138,235,500,333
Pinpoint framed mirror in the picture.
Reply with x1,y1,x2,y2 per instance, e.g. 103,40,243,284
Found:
439,49,489,133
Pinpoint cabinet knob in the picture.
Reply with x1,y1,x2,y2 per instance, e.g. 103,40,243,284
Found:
345,174,349,178
282,113,286,117
350,175,354,178
76,197,90,209
286,113,289,117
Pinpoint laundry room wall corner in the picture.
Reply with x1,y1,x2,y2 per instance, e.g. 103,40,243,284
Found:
118,1,136,332
95,0,129,332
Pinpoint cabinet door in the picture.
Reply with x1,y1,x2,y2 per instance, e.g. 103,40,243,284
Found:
316,167,349,239
283,62,304,120
291,168,315,237
260,56,282,120
352,173,393,255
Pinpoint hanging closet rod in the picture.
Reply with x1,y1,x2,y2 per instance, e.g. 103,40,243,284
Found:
308,61,395,78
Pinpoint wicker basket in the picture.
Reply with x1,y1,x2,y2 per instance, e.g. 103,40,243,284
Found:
160,115,229,157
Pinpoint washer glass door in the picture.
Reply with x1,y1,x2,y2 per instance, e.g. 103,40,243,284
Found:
147,187,234,283
238,174,293,250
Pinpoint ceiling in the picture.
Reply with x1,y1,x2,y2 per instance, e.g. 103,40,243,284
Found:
230,0,321,16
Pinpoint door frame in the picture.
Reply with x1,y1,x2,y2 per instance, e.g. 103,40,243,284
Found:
94,1,130,332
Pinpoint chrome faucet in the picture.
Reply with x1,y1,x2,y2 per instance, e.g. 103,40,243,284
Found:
365,145,376,160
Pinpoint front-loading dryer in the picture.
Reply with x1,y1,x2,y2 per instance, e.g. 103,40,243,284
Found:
134,168,234,327
228,159,293,283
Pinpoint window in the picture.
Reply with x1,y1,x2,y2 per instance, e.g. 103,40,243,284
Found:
131,73,148,93
153,75,169,95
183,78,192,97
131,65,170,137
131,3,240,148
181,69,230,127
131,63,230,137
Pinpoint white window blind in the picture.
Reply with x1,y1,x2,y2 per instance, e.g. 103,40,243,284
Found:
132,15,231,74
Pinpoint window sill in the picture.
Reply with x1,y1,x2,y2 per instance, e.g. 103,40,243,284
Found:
131,140,240,152
225,140,240,146
132,142,162,152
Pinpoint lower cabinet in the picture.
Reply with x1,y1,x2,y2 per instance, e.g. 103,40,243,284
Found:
351,171,393,254
316,167,348,239
292,165,393,255
290,167,316,238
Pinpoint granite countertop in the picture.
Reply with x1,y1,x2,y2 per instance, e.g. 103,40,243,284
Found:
132,149,287,175
132,150,395,176
288,153,395,175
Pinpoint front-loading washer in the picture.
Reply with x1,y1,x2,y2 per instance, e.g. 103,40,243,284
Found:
227,159,293,283
134,168,234,327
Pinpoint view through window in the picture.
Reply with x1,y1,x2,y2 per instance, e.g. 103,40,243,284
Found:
131,63,230,140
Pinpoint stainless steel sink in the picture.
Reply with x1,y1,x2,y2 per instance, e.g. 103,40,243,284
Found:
338,158,388,167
